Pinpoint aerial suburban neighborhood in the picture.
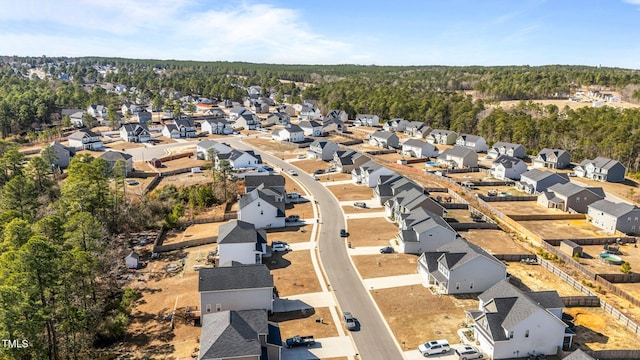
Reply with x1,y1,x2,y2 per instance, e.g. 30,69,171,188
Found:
2,55,640,360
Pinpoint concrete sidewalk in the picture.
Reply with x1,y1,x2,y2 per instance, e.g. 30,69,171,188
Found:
347,245,396,256
288,242,314,251
345,212,388,219
323,179,354,186
363,274,424,290
273,291,337,312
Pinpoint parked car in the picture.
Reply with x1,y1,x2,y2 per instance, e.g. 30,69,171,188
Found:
326,167,336,173
285,335,315,348
343,312,356,330
285,214,300,222
340,229,349,237
353,201,367,208
453,345,483,360
379,246,394,254
418,339,450,357
297,154,306,159
272,242,290,252
287,169,298,176
312,174,319,181
263,165,274,171
313,169,325,174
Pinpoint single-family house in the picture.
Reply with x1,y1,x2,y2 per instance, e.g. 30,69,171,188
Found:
119,124,151,143
62,109,86,127
396,207,457,254
322,118,345,133
133,109,152,125
354,114,380,127
427,129,458,145
196,139,232,160
456,134,489,152
121,103,141,116
573,157,626,183
385,187,445,219
417,237,507,294
383,118,409,132
404,121,432,138
217,220,267,266
238,186,286,229
325,109,348,123
275,105,296,117
234,111,260,130
333,149,369,173
351,160,396,187
229,107,248,121
199,309,281,360
201,118,232,135
374,175,421,205
532,148,572,169
465,280,568,359
491,155,528,180
68,129,103,150
98,151,134,176
244,175,286,196
299,120,323,136
265,112,290,127
307,140,339,161
203,108,226,119
517,169,570,194
537,183,605,213
487,142,526,159
298,104,322,120
218,150,262,170
41,141,72,169
437,146,478,169
250,100,269,114
87,104,106,120
271,125,304,143
369,130,400,149
125,251,139,269
199,264,274,317
587,199,640,235
401,139,439,158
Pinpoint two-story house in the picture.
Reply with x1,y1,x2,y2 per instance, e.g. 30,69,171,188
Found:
98,150,134,176
427,129,458,145
351,160,396,187
41,141,73,169
217,150,262,170
369,130,400,149
68,129,103,150
217,220,267,266
532,148,572,169
238,185,286,229
573,157,626,183
487,142,526,159
396,207,456,254
437,146,478,169
354,114,380,127
307,140,339,161
333,149,369,173
537,183,604,213
385,187,445,219
271,125,305,143
196,139,232,160
383,118,409,132
299,120,323,136
517,169,569,194
120,124,151,143
201,118,233,135
401,139,439,158
491,155,528,180
587,199,640,235
404,121,432,138
456,134,489,153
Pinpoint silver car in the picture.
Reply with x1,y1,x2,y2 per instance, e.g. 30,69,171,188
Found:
454,345,483,360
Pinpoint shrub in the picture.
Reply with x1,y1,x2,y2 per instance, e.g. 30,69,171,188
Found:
621,261,632,274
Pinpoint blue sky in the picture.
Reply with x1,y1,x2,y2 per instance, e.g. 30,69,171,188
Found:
1,0,640,68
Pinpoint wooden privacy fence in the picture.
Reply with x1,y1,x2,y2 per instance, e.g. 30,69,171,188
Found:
560,296,600,307
153,236,218,253
543,237,636,246
493,254,538,261
477,195,538,202
508,214,585,221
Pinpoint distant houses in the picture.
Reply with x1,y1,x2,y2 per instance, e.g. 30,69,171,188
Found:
68,129,103,150
354,114,380,127
369,130,400,149
401,139,439,158
487,142,526,159
517,169,569,194
437,146,478,169
455,134,488,153
574,157,626,183
427,129,457,145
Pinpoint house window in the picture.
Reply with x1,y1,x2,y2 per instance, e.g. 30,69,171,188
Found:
456,283,460,290
257,202,260,207
206,304,211,313
470,282,474,289
255,253,261,264
216,304,221,312
509,331,514,339
525,330,529,338
260,210,263,215
576,197,580,203
629,217,632,223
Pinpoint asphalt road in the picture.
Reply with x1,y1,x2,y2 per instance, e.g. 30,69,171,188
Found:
227,136,405,360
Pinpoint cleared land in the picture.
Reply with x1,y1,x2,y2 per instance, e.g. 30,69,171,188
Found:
574,243,640,275
489,200,567,216
565,307,640,350
292,158,330,173
243,138,304,159
269,250,322,297
352,253,419,279
318,173,351,181
506,263,585,296
518,219,611,239
266,225,313,244
572,177,640,206
341,205,387,214
162,222,222,245
461,229,527,254
346,218,398,247
326,183,373,201
273,307,339,340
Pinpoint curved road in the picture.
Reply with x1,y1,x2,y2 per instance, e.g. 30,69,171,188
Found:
227,137,404,360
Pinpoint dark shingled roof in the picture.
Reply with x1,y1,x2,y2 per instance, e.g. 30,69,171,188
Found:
199,309,268,359
198,264,273,292
563,349,596,360
244,175,285,191
217,220,267,245
99,151,132,162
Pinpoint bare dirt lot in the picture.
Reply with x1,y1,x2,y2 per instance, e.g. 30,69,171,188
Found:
574,243,640,275
268,250,322,296
372,285,478,350
326,183,373,201
341,205,387,214
282,173,308,196
318,173,352,182
572,177,640,206
154,171,213,189
243,138,304,160
518,219,611,239
445,209,475,223
291,158,330,173
352,253,419,279
460,229,528,254
346,218,398,247
266,225,312,244
506,262,585,296
446,171,495,182
565,307,640,350
489,200,567,216
288,201,314,221
163,222,222,245
272,307,339,340
105,140,145,150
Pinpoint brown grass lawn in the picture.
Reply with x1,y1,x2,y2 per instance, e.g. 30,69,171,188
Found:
326,183,373,201
346,218,398,247
574,243,640,275
273,307,339,340
282,173,308,195
158,157,205,172
293,158,330,173
518,219,611,239
163,222,223,245
341,205,387,214
460,229,527,254
105,140,145,150
318,173,352,182
506,262,585,296
266,225,312,244
154,171,213,189
565,307,640,350
488,201,566,216
372,285,477,350
243,138,301,158
269,250,322,296
289,201,314,221
352,253,419,279
445,209,475,223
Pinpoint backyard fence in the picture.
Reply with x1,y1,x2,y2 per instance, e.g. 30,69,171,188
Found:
562,350,640,359
508,214,585,221
450,222,499,230
560,296,600,307
153,236,218,253
493,254,538,262
543,237,636,246
477,195,538,202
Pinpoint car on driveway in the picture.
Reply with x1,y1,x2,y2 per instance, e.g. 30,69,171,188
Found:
353,201,367,208
285,214,300,222
453,345,483,360
272,241,290,252
340,229,349,237
313,169,325,174
418,339,450,356
379,246,394,254
343,312,356,330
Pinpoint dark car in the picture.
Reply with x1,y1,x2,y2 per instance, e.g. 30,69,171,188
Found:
313,169,325,174
379,246,394,254
340,229,349,237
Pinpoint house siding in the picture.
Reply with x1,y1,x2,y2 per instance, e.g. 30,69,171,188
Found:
200,288,273,316
488,310,565,359
218,242,262,266
238,200,285,229
446,258,506,295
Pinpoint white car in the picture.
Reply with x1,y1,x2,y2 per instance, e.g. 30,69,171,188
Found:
272,242,290,252
418,339,450,356
453,345,483,360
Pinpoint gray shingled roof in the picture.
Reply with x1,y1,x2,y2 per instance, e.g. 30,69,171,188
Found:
547,182,604,198
285,124,303,133
440,146,475,158
198,264,273,292
244,175,285,191
491,142,524,151
403,138,429,148
563,349,596,360
521,169,568,182
199,309,267,359
589,199,638,217
492,155,524,169
458,134,483,143
537,148,569,160
239,187,285,217
217,220,267,245
577,156,623,170
371,130,397,140
434,237,505,270
68,129,99,140
99,151,132,162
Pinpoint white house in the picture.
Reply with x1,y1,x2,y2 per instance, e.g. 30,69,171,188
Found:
397,207,457,254
427,129,458,145
417,237,507,294
234,111,261,130
574,157,626,183
491,155,528,180
351,160,396,187
198,264,274,319
217,220,267,266
119,124,151,143
325,109,348,123
404,121,431,138
369,130,400,149
333,149,369,173
456,134,489,152
62,109,86,127
196,139,232,160
487,142,526,159
298,104,322,120
307,140,339,161
67,130,103,150
587,199,640,235
216,150,262,170
385,187,445,219
465,280,568,359
532,148,572,169
437,146,478,168
401,139,439,158
299,120,323,136
201,119,232,135
354,114,380,127
383,118,409,132
238,186,286,229
271,125,304,143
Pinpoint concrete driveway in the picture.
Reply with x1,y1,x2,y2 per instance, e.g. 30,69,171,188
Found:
282,336,356,360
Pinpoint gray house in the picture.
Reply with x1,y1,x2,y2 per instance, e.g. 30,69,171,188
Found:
427,129,458,145
517,169,570,194
374,175,421,205
265,112,290,127
532,148,572,169
120,123,151,143
487,142,526,159
588,199,640,235
369,130,400,149
574,157,626,183
396,207,456,254
401,139,439,158
354,114,379,127
217,220,267,266
437,146,478,168
383,118,409,132
404,121,431,138
307,140,339,161
98,151,134,176
333,149,368,173
455,134,489,152
385,187,445,219
538,182,605,213
42,141,72,169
